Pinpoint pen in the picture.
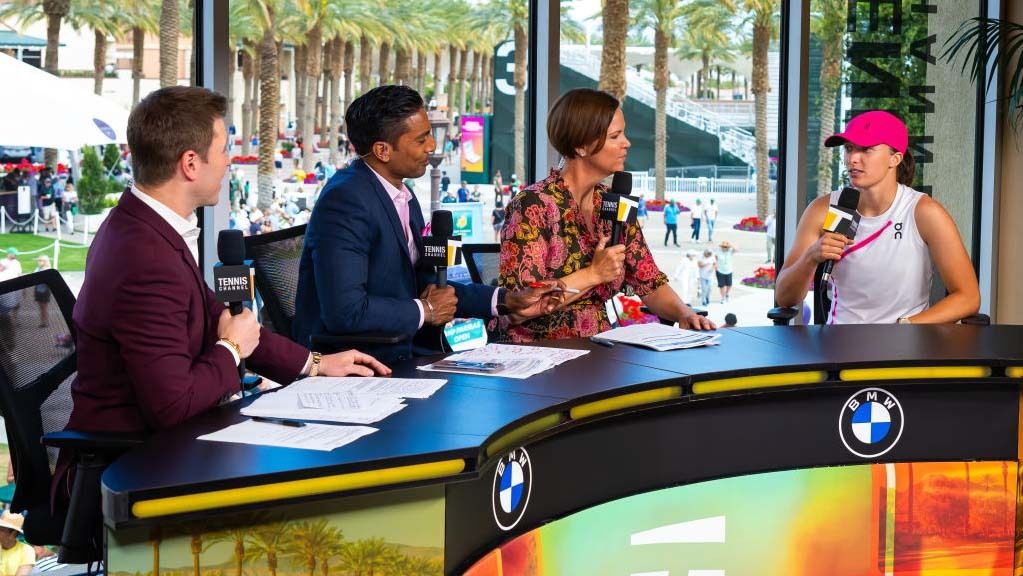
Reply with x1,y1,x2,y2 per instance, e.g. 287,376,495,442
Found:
251,416,306,427
529,282,581,294
590,336,615,348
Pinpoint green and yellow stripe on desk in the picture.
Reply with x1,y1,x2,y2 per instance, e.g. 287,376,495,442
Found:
692,371,828,395
131,459,466,519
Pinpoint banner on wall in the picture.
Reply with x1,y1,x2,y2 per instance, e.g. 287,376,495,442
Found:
459,115,490,185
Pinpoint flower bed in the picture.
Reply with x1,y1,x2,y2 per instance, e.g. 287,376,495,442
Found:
644,198,690,213
231,155,259,165
741,265,775,289
615,294,660,326
733,216,767,232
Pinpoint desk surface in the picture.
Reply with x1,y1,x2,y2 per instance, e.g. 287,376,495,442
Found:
102,324,1023,527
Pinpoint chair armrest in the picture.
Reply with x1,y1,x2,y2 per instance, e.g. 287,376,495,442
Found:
960,313,990,326
310,331,408,350
41,430,145,452
767,306,800,325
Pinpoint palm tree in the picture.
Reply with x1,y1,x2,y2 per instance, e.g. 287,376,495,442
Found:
128,0,160,106
600,0,629,100
315,526,345,576
675,1,734,100
740,0,779,220
344,538,398,576
282,519,333,576
244,0,284,209
159,0,179,86
246,520,291,576
476,0,528,179
151,527,162,576
190,532,203,576
204,527,248,576
811,0,845,198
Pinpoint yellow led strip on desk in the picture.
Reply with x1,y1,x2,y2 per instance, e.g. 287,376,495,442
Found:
692,371,828,395
485,413,565,458
839,366,991,382
1006,367,1023,378
131,459,466,519
569,386,683,421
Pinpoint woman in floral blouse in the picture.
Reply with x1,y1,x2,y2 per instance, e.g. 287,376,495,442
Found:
498,89,715,342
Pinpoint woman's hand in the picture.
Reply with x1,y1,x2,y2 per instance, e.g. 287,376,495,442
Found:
589,236,626,284
804,232,852,266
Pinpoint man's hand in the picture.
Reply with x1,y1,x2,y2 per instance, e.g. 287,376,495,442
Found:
319,350,392,377
217,308,260,358
504,281,564,323
679,312,716,331
420,284,457,325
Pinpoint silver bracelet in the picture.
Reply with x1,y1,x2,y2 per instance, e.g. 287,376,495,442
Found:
423,298,435,323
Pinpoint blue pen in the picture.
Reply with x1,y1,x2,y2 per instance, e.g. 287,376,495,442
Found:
590,336,615,348
251,416,306,427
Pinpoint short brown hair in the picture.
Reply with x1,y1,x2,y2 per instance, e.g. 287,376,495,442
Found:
128,86,227,187
547,89,619,159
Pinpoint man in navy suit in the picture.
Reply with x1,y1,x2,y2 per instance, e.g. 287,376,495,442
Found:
294,86,557,362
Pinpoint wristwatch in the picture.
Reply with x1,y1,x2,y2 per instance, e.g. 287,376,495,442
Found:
496,288,510,316
897,316,912,324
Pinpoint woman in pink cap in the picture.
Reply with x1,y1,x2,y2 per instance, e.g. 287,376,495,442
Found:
775,110,979,324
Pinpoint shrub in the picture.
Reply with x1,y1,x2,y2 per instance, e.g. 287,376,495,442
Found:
740,265,776,289
77,147,122,215
733,216,767,232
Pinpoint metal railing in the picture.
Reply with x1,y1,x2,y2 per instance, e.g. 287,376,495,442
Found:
630,172,777,196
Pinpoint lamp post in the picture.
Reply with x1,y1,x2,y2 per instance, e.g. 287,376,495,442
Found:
428,109,450,213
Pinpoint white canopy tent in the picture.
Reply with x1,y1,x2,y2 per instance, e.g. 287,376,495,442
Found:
0,52,129,150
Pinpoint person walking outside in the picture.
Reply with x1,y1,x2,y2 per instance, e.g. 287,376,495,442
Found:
697,248,715,306
716,240,736,303
663,200,680,247
704,198,718,242
690,198,703,241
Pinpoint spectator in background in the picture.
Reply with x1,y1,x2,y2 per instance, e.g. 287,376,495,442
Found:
492,170,504,203
441,171,451,193
470,185,481,202
704,198,718,242
663,199,680,247
248,209,262,235
457,181,470,202
724,312,737,327
690,197,703,242
0,511,35,576
637,194,647,224
765,212,776,263
672,249,699,305
37,177,55,232
62,182,77,217
1,249,22,279
34,255,51,328
716,240,736,303
441,189,458,204
697,248,715,306
492,198,506,241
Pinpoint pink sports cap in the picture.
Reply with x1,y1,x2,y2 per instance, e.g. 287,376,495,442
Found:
824,110,908,154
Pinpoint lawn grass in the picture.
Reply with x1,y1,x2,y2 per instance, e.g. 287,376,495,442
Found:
0,233,90,272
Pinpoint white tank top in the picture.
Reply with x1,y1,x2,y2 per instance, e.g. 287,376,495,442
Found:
827,184,932,324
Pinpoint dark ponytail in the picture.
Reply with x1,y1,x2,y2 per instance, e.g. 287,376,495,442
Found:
896,149,916,186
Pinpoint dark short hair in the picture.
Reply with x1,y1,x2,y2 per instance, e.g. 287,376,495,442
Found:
547,89,620,159
345,85,425,156
127,86,227,187
896,148,916,186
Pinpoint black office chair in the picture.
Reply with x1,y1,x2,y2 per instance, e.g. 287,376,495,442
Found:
244,225,406,351
0,269,142,565
767,262,990,325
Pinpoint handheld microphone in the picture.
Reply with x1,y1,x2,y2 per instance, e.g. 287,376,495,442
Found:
214,229,253,382
600,172,639,245
424,211,461,288
820,186,861,283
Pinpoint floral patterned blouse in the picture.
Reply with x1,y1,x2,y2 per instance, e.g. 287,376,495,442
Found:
498,170,668,342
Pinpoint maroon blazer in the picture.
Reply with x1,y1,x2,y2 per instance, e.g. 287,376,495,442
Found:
65,191,309,435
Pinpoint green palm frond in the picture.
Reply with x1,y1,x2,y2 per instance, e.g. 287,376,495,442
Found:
942,17,1023,139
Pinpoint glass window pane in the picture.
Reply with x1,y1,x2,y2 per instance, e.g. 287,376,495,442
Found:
560,0,783,327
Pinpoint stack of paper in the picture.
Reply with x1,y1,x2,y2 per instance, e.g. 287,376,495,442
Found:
418,343,589,379
198,420,377,452
239,377,447,424
594,323,721,351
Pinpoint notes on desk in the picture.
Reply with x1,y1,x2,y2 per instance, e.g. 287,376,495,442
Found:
198,420,377,451
594,323,720,351
418,343,589,379
239,377,447,424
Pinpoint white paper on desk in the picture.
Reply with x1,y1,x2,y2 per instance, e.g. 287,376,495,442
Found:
458,344,589,365
241,391,407,424
297,391,404,411
197,420,377,451
595,323,721,351
287,377,447,399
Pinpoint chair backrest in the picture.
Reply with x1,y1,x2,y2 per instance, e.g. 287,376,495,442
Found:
244,225,306,338
0,269,77,513
462,243,501,287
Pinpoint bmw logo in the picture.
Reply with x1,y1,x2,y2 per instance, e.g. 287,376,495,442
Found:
491,447,533,531
838,387,905,458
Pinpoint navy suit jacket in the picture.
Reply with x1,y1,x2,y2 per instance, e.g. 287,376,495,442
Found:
293,159,495,362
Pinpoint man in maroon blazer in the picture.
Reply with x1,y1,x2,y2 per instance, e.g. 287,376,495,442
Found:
53,86,388,505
